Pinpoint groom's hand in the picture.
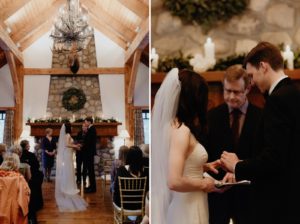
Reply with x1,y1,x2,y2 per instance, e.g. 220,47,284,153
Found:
220,151,240,173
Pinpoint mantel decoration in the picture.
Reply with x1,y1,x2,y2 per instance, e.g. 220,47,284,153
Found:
163,0,248,31
27,117,118,124
62,87,86,111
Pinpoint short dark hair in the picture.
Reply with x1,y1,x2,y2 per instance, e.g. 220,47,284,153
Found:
243,41,284,71
85,117,94,124
177,69,208,142
20,140,29,150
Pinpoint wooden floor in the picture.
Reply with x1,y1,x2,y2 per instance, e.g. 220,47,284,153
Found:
37,179,114,224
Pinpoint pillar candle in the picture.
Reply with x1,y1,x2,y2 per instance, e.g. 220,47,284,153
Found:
151,48,159,71
204,37,215,62
282,45,294,70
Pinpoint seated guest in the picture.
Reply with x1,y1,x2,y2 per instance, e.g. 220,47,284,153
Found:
0,153,30,224
140,144,149,168
0,143,7,165
20,140,44,224
113,146,148,210
141,191,150,224
41,128,57,182
9,144,31,182
110,145,130,194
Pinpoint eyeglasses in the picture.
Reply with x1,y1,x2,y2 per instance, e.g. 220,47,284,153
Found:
224,88,245,95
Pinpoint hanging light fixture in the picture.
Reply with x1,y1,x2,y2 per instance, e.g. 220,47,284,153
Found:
50,0,93,52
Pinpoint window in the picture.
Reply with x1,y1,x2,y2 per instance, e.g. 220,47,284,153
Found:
0,111,5,143
142,110,149,144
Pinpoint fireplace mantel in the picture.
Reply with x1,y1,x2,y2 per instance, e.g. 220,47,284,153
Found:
26,122,122,138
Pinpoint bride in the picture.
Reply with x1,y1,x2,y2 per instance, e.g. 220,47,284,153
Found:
55,122,87,212
151,68,221,224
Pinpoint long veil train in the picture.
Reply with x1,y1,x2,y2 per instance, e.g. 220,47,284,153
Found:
55,124,87,212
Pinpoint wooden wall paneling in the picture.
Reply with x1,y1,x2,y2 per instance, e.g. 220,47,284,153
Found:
81,0,135,42
10,0,65,43
0,0,29,21
118,0,149,19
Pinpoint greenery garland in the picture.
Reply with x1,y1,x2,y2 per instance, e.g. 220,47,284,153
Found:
164,0,248,31
62,87,86,112
157,52,193,72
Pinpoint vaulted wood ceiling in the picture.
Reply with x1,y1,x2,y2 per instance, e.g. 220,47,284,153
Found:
0,0,149,68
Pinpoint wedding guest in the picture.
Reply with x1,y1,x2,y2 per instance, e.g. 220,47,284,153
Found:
110,145,130,194
75,123,88,186
20,140,44,224
0,143,6,165
9,144,32,182
0,152,30,224
141,191,150,224
41,128,57,182
151,68,221,224
206,65,262,224
221,42,300,223
113,146,148,209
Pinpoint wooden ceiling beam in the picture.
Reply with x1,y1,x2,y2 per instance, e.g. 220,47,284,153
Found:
118,0,149,19
0,25,23,63
81,0,135,42
0,49,7,69
0,0,30,21
11,0,65,43
19,19,53,51
89,15,127,49
24,67,125,75
125,17,149,63
5,51,21,104
127,49,142,104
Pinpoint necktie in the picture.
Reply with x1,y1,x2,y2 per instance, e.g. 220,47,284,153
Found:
231,109,241,151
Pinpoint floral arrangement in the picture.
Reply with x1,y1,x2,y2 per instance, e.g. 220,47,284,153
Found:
163,0,248,31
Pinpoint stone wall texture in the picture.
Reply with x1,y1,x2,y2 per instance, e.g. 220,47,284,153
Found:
152,0,300,59
47,35,102,118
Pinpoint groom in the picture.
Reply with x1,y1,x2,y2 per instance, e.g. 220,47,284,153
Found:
83,117,97,193
221,42,300,223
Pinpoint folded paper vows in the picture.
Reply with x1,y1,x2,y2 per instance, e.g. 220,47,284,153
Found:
215,180,251,188
203,172,251,188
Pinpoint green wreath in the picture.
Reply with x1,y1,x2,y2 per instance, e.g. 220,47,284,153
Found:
62,88,86,112
164,0,248,31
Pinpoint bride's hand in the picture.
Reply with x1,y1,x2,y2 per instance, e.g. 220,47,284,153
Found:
201,177,216,193
203,160,221,174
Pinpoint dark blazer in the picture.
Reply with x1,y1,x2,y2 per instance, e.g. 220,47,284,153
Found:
235,78,300,223
206,102,262,224
83,125,97,155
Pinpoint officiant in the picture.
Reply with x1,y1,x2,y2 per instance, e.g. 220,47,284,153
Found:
205,65,262,224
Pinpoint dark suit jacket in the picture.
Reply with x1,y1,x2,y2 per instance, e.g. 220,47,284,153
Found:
83,125,97,155
206,102,262,223
235,78,300,223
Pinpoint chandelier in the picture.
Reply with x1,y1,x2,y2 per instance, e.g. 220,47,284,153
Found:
50,0,93,52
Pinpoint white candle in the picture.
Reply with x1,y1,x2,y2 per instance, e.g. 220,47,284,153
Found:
59,117,62,122
282,45,294,70
72,114,75,122
204,37,215,62
151,48,159,71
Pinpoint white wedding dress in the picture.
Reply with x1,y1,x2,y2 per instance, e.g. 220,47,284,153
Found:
166,143,209,224
55,124,87,212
